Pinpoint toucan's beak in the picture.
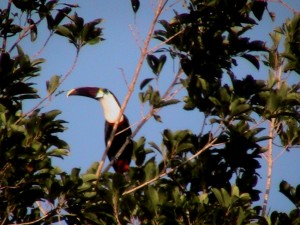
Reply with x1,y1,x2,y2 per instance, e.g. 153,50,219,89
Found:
67,87,100,99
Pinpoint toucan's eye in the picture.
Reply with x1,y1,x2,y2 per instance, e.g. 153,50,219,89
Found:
103,88,110,94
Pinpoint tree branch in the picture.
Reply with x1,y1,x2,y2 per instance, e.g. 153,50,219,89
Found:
15,48,80,124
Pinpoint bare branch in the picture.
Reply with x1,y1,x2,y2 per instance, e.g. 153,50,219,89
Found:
261,61,283,216
276,0,300,15
31,32,54,60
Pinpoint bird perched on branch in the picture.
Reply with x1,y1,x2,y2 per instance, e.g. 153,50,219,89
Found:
67,87,133,173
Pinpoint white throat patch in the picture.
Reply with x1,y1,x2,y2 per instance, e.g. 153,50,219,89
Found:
99,93,123,123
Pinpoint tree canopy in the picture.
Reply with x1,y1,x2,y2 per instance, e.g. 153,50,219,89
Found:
0,0,300,224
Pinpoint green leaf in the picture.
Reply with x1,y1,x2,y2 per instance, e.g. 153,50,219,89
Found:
177,143,194,153
84,212,103,225
231,185,240,197
156,99,180,108
149,141,161,153
144,157,157,181
71,168,81,181
42,109,62,121
145,186,159,214
46,75,60,95
265,91,281,114
47,148,69,157
150,90,161,107
230,103,251,117
82,173,97,182
220,188,231,207
199,193,209,204
55,25,73,38
212,188,223,205
78,182,92,192
134,137,147,166
54,7,72,26
84,191,97,199
209,96,221,106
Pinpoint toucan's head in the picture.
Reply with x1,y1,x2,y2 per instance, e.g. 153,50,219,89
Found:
67,87,112,100
67,87,123,123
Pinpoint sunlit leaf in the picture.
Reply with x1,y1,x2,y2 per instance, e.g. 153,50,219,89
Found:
46,75,60,95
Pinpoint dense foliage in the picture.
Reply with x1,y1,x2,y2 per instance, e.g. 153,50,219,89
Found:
0,0,299,224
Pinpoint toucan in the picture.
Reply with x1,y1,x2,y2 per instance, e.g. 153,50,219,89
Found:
67,87,133,173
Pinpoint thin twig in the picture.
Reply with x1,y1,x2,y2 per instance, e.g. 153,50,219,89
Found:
15,48,80,124
147,29,184,54
129,24,143,52
118,67,130,89
35,201,47,216
8,212,51,225
9,20,41,54
276,0,300,15
273,145,288,162
31,32,54,60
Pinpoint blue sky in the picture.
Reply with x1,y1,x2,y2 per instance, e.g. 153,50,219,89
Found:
2,0,300,215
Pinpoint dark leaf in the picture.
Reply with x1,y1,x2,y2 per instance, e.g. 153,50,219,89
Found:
54,7,72,26
46,15,55,30
140,78,154,90
131,0,140,13
252,0,267,21
248,40,267,51
153,114,162,123
241,54,260,70
156,55,167,75
27,19,37,42
148,141,161,154
147,54,159,75
230,103,251,117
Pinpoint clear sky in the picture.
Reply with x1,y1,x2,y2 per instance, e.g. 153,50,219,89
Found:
1,0,300,215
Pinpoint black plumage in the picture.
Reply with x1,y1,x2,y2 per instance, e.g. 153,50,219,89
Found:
67,87,133,173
